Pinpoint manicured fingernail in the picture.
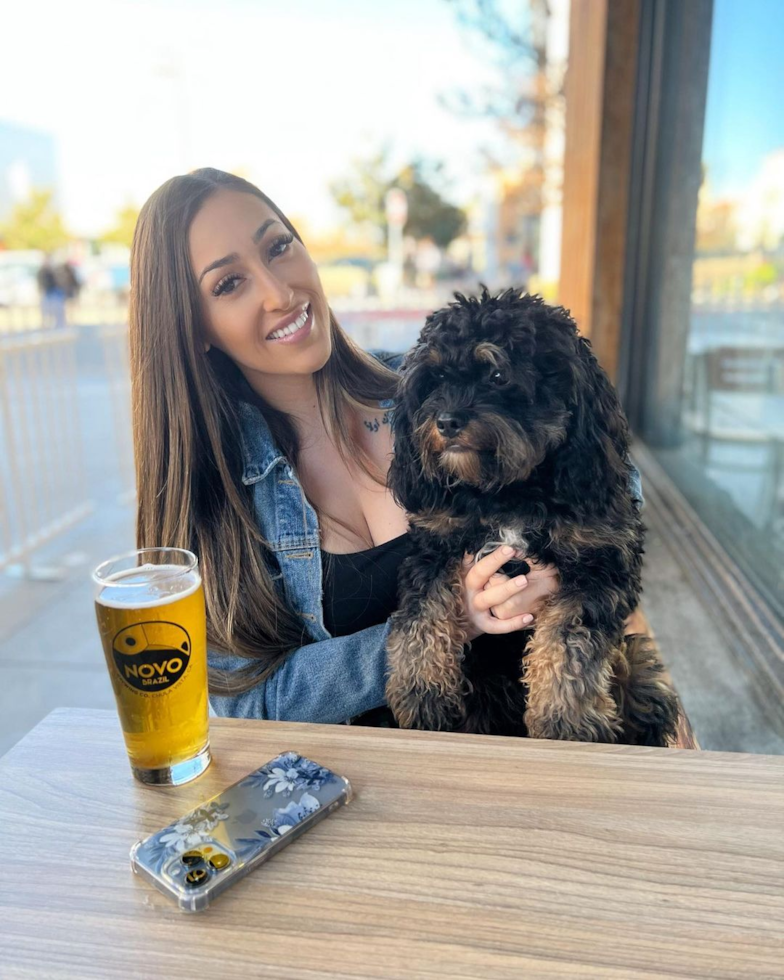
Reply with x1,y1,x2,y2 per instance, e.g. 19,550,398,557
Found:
514,576,527,587
523,615,534,624
502,546,514,555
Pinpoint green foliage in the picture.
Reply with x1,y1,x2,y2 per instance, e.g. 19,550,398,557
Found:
744,262,778,291
397,161,467,248
99,203,141,248
329,147,391,242
442,0,552,143
0,188,70,251
329,150,466,249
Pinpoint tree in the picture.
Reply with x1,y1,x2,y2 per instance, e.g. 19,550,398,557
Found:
397,161,467,248
329,146,393,244
99,203,141,248
441,0,567,283
330,150,466,249
0,189,70,251
442,0,557,163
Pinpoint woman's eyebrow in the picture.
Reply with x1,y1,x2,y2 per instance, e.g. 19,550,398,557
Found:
199,252,238,284
198,219,282,283
252,218,280,244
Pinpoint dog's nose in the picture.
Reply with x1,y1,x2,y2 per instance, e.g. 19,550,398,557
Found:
436,413,465,438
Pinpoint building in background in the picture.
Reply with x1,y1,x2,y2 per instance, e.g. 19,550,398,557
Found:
0,121,58,222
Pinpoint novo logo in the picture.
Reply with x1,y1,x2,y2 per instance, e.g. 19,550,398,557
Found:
112,621,192,694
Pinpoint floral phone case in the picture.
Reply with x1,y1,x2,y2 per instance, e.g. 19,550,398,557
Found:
130,751,352,912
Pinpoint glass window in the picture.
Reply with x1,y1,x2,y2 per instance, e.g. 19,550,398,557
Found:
643,0,784,619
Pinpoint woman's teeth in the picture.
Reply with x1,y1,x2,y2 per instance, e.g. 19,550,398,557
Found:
268,304,310,340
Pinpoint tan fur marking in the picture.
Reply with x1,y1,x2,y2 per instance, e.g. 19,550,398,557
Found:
612,634,680,746
548,521,638,561
523,596,621,742
415,418,447,480
415,411,544,488
386,568,470,730
410,512,471,535
440,448,483,485
474,342,506,368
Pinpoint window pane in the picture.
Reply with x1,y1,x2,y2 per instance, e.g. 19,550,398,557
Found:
651,0,784,617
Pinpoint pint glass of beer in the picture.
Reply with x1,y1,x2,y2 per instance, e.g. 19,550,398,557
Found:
93,548,211,786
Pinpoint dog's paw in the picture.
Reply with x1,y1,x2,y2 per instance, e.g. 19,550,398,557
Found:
388,683,468,732
525,708,620,743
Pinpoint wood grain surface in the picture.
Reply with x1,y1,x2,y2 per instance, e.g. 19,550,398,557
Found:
0,708,781,979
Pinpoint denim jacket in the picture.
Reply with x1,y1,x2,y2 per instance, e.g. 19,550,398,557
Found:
208,349,643,723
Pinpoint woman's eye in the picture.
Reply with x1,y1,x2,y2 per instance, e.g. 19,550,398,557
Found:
490,370,508,386
268,233,294,259
212,274,243,297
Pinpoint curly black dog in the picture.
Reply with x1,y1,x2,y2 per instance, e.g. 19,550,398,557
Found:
385,288,679,745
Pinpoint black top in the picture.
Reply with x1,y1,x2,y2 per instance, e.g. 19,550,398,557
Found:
320,531,412,638
321,531,413,728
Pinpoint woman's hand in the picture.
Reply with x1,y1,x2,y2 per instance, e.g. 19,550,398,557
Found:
459,546,560,643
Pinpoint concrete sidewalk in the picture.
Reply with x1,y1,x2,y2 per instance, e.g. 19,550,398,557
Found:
0,504,134,755
0,325,135,754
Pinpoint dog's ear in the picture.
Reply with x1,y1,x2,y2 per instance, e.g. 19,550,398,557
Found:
553,335,633,514
388,346,448,513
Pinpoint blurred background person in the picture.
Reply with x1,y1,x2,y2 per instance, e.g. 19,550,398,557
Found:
37,253,66,328
55,259,81,324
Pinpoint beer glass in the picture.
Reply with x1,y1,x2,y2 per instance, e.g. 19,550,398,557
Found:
93,548,211,786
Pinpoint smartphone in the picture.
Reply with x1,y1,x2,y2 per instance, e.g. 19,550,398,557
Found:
130,750,352,912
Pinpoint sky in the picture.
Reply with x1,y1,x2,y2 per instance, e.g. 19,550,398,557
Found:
0,0,506,236
1,0,781,237
702,0,784,196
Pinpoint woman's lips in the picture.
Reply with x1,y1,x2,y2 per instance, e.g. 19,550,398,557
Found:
266,305,314,345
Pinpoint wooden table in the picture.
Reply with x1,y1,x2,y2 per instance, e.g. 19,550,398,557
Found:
1,708,782,979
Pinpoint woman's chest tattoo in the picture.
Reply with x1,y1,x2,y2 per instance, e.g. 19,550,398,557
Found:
362,411,393,433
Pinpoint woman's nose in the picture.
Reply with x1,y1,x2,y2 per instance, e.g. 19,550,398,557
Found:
256,265,294,312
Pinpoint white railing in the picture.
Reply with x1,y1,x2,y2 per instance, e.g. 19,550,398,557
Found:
0,329,93,577
97,323,135,504
0,305,44,334
0,295,129,335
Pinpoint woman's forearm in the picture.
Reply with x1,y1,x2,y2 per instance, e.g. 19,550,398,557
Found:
208,620,392,722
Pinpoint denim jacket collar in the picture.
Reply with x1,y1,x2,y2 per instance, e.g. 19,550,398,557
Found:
237,349,404,486
237,400,287,486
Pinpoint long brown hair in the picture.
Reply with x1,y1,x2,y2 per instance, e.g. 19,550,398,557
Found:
130,168,399,695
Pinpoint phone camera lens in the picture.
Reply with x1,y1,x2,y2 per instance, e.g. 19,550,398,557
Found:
185,868,209,886
181,850,203,867
209,853,231,870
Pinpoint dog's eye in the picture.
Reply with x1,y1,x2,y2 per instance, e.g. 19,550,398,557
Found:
432,369,446,383
490,370,508,386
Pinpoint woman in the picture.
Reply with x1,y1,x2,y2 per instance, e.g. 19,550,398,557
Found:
129,168,598,725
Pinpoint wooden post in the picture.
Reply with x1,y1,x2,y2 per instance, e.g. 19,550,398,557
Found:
559,0,641,383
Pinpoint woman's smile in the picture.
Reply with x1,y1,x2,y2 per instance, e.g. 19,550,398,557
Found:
266,302,314,344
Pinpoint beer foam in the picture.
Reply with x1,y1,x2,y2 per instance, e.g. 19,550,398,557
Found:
97,564,202,609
